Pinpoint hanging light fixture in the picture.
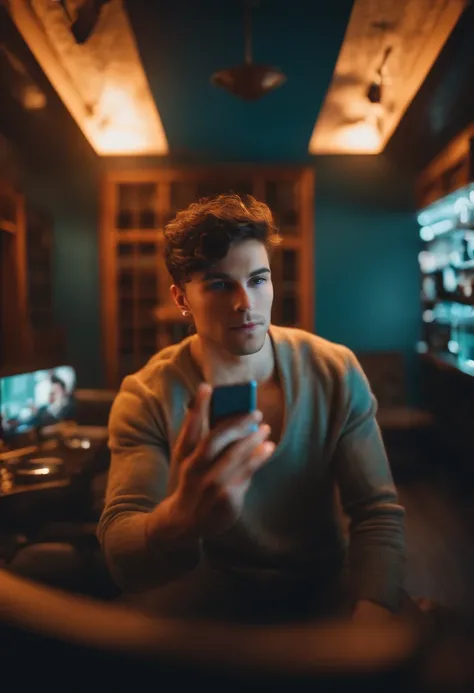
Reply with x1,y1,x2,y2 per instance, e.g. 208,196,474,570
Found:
211,1,287,101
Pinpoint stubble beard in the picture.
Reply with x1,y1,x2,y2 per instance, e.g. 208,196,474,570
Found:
228,326,268,356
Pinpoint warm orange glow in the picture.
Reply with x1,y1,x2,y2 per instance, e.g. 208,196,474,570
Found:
334,122,381,154
9,0,169,156
21,84,47,110
95,126,147,156
91,85,157,155
309,0,467,155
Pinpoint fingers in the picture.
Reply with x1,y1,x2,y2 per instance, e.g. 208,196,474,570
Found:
230,441,276,484
191,409,264,470
199,437,275,520
209,426,275,485
174,383,212,462
195,382,212,441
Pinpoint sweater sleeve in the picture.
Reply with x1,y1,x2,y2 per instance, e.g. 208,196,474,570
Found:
332,349,406,613
97,374,200,593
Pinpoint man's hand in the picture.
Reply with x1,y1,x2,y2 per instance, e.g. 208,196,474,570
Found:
149,383,275,543
167,383,214,494
352,600,395,624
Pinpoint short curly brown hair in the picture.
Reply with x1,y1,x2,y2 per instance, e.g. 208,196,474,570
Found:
164,193,279,286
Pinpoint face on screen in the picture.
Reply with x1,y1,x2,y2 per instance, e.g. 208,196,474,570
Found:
0,366,76,439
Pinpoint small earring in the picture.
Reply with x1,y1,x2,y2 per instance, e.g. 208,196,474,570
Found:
182,310,190,317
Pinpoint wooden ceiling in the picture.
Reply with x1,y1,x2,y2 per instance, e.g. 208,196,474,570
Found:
309,0,467,155
1,0,474,173
387,1,474,173
7,0,168,156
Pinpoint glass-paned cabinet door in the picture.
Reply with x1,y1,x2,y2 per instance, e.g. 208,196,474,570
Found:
155,322,191,352
169,181,198,222
136,245,158,323
271,247,300,326
135,243,159,365
118,351,135,384
197,179,254,200
116,183,158,230
116,260,135,379
115,242,157,376
265,180,300,236
154,252,190,351
26,208,53,327
137,183,158,229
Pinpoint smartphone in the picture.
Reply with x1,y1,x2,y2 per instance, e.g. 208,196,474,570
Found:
209,381,258,430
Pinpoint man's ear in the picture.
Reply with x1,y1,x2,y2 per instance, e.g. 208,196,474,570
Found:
171,284,190,315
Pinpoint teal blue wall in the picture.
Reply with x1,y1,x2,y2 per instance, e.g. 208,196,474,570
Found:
21,145,102,387
314,156,421,350
315,155,422,402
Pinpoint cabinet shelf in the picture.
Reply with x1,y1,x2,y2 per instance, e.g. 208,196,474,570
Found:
115,230,164,241
422,290,474,308
418,128,474,374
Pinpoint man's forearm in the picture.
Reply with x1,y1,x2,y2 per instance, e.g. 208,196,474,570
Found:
346,497,406,612
100,499,201,593
145,495,202,573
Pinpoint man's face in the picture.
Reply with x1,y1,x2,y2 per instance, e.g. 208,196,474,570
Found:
49,383,63,404
176,239,274,355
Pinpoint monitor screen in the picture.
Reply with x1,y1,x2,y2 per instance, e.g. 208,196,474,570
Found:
0,366,76,440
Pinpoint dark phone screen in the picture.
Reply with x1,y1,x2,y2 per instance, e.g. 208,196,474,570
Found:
209,381,257,429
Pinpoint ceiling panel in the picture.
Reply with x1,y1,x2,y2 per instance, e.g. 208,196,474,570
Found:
309,0,467,155
386,2,474,172
124,0,354,161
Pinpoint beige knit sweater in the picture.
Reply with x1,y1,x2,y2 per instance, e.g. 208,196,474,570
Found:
98,325,406,610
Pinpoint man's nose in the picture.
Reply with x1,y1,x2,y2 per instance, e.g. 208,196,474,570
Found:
233,285,252,312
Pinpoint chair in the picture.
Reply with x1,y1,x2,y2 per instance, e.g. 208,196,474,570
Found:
356,351,435,479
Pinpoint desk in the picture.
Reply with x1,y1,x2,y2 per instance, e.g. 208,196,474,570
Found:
0,436,110,531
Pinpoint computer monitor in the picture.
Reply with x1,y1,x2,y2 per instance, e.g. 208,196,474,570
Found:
0,366,77,442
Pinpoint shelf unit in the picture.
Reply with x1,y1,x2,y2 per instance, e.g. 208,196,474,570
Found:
100,166,315,387
416,124,474,209
417,127,474,374
26,205,54,329
0,179,29,364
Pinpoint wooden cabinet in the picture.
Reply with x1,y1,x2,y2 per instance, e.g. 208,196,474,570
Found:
25,204,65,364
416,125,474,376
0,181,65,368
100,166,315,387
26,205,54,329
0,179,29,364
416,124,474,209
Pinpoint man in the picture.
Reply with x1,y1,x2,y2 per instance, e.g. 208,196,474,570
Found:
98,193,406,625
34,375,76,428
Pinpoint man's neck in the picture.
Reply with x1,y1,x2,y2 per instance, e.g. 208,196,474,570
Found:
190,331,275,386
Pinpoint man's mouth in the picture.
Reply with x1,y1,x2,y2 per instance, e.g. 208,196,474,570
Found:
230,322,260,331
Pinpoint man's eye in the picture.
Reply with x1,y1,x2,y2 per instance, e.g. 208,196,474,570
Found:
249,276,267,286
209,281,229,291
